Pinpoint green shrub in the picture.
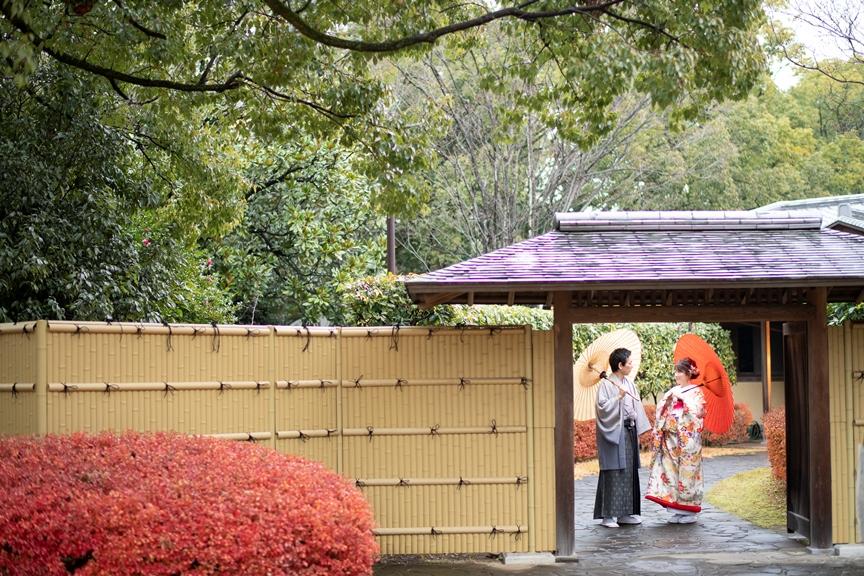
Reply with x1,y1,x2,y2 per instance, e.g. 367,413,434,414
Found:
340,273,457,326
341,275,737,403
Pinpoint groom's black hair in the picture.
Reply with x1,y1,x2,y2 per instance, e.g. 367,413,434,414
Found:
609,348,631,374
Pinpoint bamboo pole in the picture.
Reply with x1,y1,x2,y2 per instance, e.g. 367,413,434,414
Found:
269,326,277,450
342,426,526,437
0,383,35,392
354,477,528,487
277,429,340,439
374,526,527,536
205,432,272,441
339,326,526,338
524,325,536,551
272,326,338,337
342,377,527,388
45,321,269,336
276,380,338,389
35,320,47,436
47,381,271,392
0,322,38,334
336,327,344,475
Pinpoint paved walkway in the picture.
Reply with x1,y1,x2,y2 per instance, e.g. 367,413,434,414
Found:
374,451,863,575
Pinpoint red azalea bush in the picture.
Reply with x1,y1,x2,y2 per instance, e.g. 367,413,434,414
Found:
763,408,787,482
573,419,597,462
639,405,657,452
702,403,754,446
0,432,378,576
574,406,657,461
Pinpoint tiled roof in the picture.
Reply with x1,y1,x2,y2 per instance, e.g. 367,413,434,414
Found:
405,211,864,302
756,193,864,217
755,193,864,229
555,210,821,231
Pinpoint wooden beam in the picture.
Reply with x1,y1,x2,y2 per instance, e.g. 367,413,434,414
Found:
419,292,462,309
567,304,813,323
544,292,554,309
760,321,772,414
467,291,474,306
507,290,515,306
665,291,674,306
552,292,575,558
807,287,832,550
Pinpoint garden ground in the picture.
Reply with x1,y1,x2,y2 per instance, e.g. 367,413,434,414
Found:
374,450,863,575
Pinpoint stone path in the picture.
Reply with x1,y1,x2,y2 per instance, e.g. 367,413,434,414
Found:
374,451,864,575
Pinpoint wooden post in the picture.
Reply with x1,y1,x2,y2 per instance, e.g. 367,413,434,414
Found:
552,292,575,559
269,326,277,450
386,216,397,274
35,320,48,436
807,288,832,550
761,321,772,413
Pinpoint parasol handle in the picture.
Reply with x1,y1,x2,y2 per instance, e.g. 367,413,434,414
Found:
681,375,723,395
600,377,640,401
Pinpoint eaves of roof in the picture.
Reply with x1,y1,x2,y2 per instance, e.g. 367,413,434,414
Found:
404,211,864,304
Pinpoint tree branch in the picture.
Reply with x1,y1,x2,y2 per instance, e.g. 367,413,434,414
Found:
263,0,629,53
1,2,244,92
112,0,168,40
603,8,688,49
243,77,357,120
779,41,864,86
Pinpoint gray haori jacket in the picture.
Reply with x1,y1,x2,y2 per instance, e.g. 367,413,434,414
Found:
595,374,651,471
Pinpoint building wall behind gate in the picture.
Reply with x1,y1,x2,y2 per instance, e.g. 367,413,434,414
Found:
0,321,556,555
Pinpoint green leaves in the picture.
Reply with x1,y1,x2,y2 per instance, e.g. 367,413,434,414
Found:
1,0,769,203
0,65,236,323
340,277,736,405
217,140,386,325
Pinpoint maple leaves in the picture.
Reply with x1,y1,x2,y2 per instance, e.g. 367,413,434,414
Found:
0,432,378,575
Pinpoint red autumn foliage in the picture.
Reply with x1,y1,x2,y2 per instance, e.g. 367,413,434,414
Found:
763,408,787,482
574,401,755,462
573,419,597,462
0,432,378,576
702,403,754,446
574,407,656,461
639,405,657,452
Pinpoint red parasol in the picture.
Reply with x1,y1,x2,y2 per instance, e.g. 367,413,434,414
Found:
673,333,734,435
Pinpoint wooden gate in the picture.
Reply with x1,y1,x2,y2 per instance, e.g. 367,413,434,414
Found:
783,321,810,539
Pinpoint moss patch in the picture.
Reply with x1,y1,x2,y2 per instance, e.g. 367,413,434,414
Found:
706,466,786,529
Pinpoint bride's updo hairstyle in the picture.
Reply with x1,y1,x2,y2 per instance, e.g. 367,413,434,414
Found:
674,357,700,380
